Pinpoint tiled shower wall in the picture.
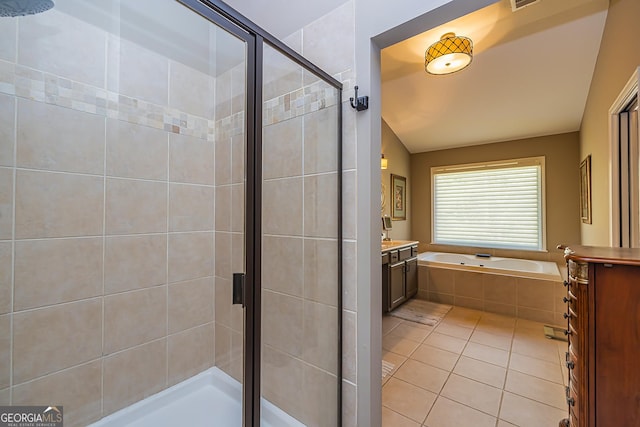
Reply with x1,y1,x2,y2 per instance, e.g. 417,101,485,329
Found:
0,8,244,426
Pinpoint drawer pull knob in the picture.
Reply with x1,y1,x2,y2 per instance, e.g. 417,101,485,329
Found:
563,297,570,304
563,280,569,287
567,397,575,406
566,361,575,369
564,329,571,336
563,312,571,319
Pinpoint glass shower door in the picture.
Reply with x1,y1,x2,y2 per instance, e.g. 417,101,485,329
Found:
260,43,342,426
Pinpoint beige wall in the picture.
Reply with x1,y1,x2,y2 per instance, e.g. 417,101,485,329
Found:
411,132,581,263
381,119,411,240
579,0,640,246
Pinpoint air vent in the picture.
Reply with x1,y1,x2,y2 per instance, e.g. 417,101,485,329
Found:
510,0,540,11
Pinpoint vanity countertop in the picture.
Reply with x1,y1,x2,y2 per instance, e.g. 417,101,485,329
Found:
381,240,419,252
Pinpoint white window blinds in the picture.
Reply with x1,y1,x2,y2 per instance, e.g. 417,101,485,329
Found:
432,158,544,250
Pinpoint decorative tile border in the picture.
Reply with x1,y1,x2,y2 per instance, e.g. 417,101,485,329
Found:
0,59,349,139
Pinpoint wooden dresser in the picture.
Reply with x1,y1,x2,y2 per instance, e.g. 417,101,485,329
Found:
558,245,640,427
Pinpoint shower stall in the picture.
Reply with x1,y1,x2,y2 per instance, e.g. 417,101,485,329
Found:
0,0,342,426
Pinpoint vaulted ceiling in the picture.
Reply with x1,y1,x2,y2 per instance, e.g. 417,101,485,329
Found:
381,0,609,153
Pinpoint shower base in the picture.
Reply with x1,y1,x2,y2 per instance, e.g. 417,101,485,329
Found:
90,367,303,427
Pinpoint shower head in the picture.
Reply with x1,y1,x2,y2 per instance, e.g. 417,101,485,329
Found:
0,0,54,17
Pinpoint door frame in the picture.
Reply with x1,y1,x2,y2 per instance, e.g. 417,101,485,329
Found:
608,67,640,246
176,1,343,425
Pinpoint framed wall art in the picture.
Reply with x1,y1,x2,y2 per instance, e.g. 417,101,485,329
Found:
580,155,592,224
391,174,406,220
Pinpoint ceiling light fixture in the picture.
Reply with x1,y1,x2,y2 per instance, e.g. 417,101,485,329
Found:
425,32,473,75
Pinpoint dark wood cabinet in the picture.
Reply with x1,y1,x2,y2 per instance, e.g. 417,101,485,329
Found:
382,242,418,312
559,246,640,427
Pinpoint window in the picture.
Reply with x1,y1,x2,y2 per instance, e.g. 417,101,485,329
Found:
432,157,545,250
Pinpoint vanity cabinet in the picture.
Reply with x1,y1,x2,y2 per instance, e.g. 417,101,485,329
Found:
382,242,418,312
559,246,640,427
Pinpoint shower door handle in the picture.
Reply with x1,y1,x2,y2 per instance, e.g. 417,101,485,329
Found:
233,273,245,307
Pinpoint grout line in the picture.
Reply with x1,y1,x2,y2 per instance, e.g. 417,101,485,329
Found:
100,106,107,418
8,81,18,405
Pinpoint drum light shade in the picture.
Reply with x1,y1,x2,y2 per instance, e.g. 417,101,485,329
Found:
425,32,473,75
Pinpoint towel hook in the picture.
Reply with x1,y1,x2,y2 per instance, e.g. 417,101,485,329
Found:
349,85,369,111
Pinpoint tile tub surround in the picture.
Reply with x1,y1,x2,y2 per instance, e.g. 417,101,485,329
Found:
418,265,567,326
382,307,568,426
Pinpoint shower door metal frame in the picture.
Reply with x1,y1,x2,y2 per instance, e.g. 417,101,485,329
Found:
177,1,343,425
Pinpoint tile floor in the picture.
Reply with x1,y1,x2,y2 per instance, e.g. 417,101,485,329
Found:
382,306,569,427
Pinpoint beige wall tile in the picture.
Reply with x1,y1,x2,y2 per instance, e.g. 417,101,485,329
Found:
484,301,517,318
103,339,167,415
304,173,338,238
214,323,231,373
302,2,354,77
231,232,243,274
106,119,168,180
168,232,214,283
231,64,245,115
0,94,15,167
107,37,168,106
0,168,11,240
262,177,303,236
418,266,429,293
304,238,338,305
455,271,484,299
169,183,214,232
342,240,357,312
15,170,103,239
215,277,231,328
104,287,166,354
214,185,231,231
229,330,243,382
0,388,8,405
214,231,231,280
170,62,214,118
104,234,167,294
12,361,102,427
301,364,338,426
13,299,102,384
263,117,303,179
342,380,357,427
19,9,105,87
17,99,104,174
484,274,517,304
517,278,555,311
303,301,338,374
263,290,303,358
341,102,356,171
215,137,232,186
214,70,231,120
455,296,484,311
262,235,303,297
168,277,214,334
428,292,455,305
343,311,356,383
0,19,15,62
516,307,555,324
261,345,304,422
0,242,10,314
230,183,244,232
304,106,339,175
428,268,455,294
0,314,9,389
169,133,214,185
342,170,356,240
168,323,214,386
231,134,245,185
263,44,303,101
106,178,167,235
14,237,102,310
